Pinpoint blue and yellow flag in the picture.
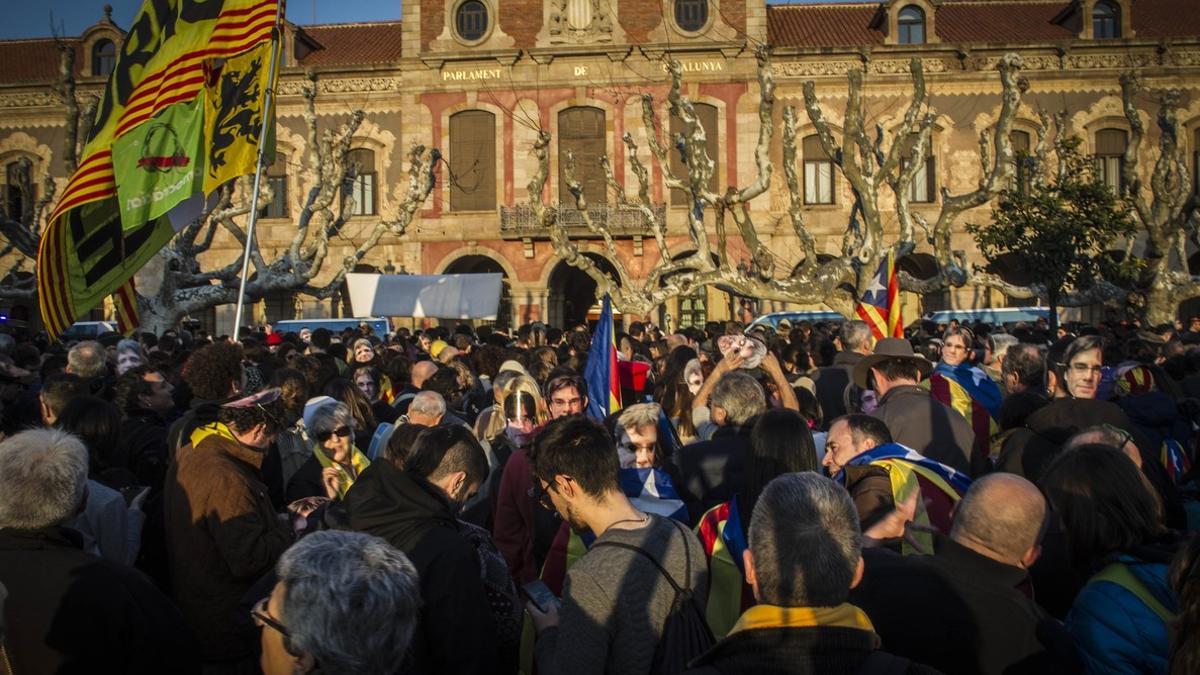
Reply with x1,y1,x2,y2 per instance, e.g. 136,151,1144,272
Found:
584,294,621,420
38,0,280,338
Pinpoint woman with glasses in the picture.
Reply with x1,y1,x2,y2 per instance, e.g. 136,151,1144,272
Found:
286,400,371,502
1041,444,1183,674
928,326,1003,474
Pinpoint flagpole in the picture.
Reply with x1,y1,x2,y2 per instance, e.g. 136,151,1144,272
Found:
232,3,284,342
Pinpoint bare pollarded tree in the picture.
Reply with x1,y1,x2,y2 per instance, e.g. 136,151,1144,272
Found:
537,47,1028,318
0,59,438,333
1118,74,1200,324
136,71,439,333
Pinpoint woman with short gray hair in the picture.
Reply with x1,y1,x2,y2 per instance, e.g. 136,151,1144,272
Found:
285,400,371,502
256,530,421,675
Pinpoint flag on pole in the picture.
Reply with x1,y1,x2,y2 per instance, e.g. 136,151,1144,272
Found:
584,294,622,421
855,250,903,340
37,0,281,339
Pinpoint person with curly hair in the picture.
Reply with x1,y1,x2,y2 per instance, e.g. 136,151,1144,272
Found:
167,342,245,455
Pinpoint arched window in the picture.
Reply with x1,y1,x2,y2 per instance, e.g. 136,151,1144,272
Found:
1092,0,1120,39
259,155,288,219
902,134,936,203
92,39,116,77
347,148,376,216
668,103,719,206
449,110,497,211
1010,130,1032,194
558,107,606,204
1094,128,1127,195
455,0,489,42
897,6,926,45
674,0,709,32
803,134,835,205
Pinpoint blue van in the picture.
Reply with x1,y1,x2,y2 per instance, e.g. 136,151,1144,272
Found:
748,310,849,330
919,307,1054,326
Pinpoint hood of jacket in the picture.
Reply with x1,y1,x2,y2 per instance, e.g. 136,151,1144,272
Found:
344,459,459,551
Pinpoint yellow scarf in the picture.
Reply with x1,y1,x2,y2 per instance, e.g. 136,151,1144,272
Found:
313,442,370,499
728,603,878,642
190,421,238,448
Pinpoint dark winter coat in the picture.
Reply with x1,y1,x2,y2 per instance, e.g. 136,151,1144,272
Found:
162,429,293,661
344,459,499,675
674,424,754,523
850,538,1082,675
0,526,199,674
870,385,974,474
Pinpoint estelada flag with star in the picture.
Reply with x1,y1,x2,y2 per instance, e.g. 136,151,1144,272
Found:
855,250,903,340
37,0,280,339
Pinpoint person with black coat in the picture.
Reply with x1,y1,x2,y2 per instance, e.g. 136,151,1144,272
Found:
0,428,198,673
345,424,501,675
850,473,1081,675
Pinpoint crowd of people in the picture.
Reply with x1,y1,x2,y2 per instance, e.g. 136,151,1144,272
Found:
0,312,1199,675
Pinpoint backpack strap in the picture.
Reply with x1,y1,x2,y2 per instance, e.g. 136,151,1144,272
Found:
1089,563,1173,623
592,518,692,595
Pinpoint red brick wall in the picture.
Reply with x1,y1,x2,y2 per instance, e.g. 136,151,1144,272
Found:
620,0,663,43
499,0,543,49
421,0,443,51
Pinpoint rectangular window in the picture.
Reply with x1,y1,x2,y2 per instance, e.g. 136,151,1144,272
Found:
1094,129,1127,196
449,110,497,212
1010,130,1032,194
669,104,720,206
804,161,833,204
903,156,936,203
260,170,288,218
351,174,375,216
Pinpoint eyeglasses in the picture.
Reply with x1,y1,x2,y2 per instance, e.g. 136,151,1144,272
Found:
1101,423,1133,451
250,596,289,638
528,482,556,512
316,425,352,443
1068,362,1103,375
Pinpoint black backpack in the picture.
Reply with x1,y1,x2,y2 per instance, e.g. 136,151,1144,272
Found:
593,519,715,674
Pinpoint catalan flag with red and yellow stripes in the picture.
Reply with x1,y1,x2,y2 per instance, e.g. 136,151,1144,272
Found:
855,250,903,340
37,0,281,339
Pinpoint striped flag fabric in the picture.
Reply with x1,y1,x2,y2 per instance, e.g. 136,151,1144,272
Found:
584,294,621,421
928,363,1002,467
37,0,281,339
856,250,903,340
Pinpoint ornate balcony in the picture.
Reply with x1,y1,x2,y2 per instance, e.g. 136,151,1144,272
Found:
499,202,667,239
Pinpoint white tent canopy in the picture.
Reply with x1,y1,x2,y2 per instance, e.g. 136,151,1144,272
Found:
345,272,503,319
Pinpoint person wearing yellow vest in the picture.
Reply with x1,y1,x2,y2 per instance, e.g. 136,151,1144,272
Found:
696,408,819,638
685,473,940,674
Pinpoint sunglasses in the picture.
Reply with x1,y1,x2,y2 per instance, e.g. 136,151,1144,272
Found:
316,426,352,443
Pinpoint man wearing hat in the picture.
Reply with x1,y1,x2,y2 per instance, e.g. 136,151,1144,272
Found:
853,338,975,474
163,388,293,671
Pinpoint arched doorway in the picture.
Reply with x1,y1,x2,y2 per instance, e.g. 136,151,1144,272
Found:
548,254,620,329
443,254,512,331
985,252,1040,307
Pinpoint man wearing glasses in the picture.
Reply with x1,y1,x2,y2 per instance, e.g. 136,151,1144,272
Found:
163,388,292,672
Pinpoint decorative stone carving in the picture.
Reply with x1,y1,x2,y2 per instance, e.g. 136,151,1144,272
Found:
542,0,619,44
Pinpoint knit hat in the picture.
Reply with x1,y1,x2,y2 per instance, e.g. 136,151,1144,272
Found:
265,332,283,346
429,340,449,359
302,395,336,430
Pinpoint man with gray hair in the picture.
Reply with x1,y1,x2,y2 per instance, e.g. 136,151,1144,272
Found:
406,390,447,427
257,530,422,675
813,319,874,426
0,428,196,672
679,353,777,520
849,473,1079,674
66,339,107,390
686,472,932,674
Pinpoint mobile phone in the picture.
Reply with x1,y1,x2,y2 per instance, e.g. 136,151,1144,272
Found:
521,580,560,614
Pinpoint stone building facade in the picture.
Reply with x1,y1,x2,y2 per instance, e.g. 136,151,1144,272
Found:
1,0,1198,333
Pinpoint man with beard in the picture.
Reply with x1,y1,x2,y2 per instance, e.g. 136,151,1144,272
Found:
527,416,708,675
345,424,499,675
